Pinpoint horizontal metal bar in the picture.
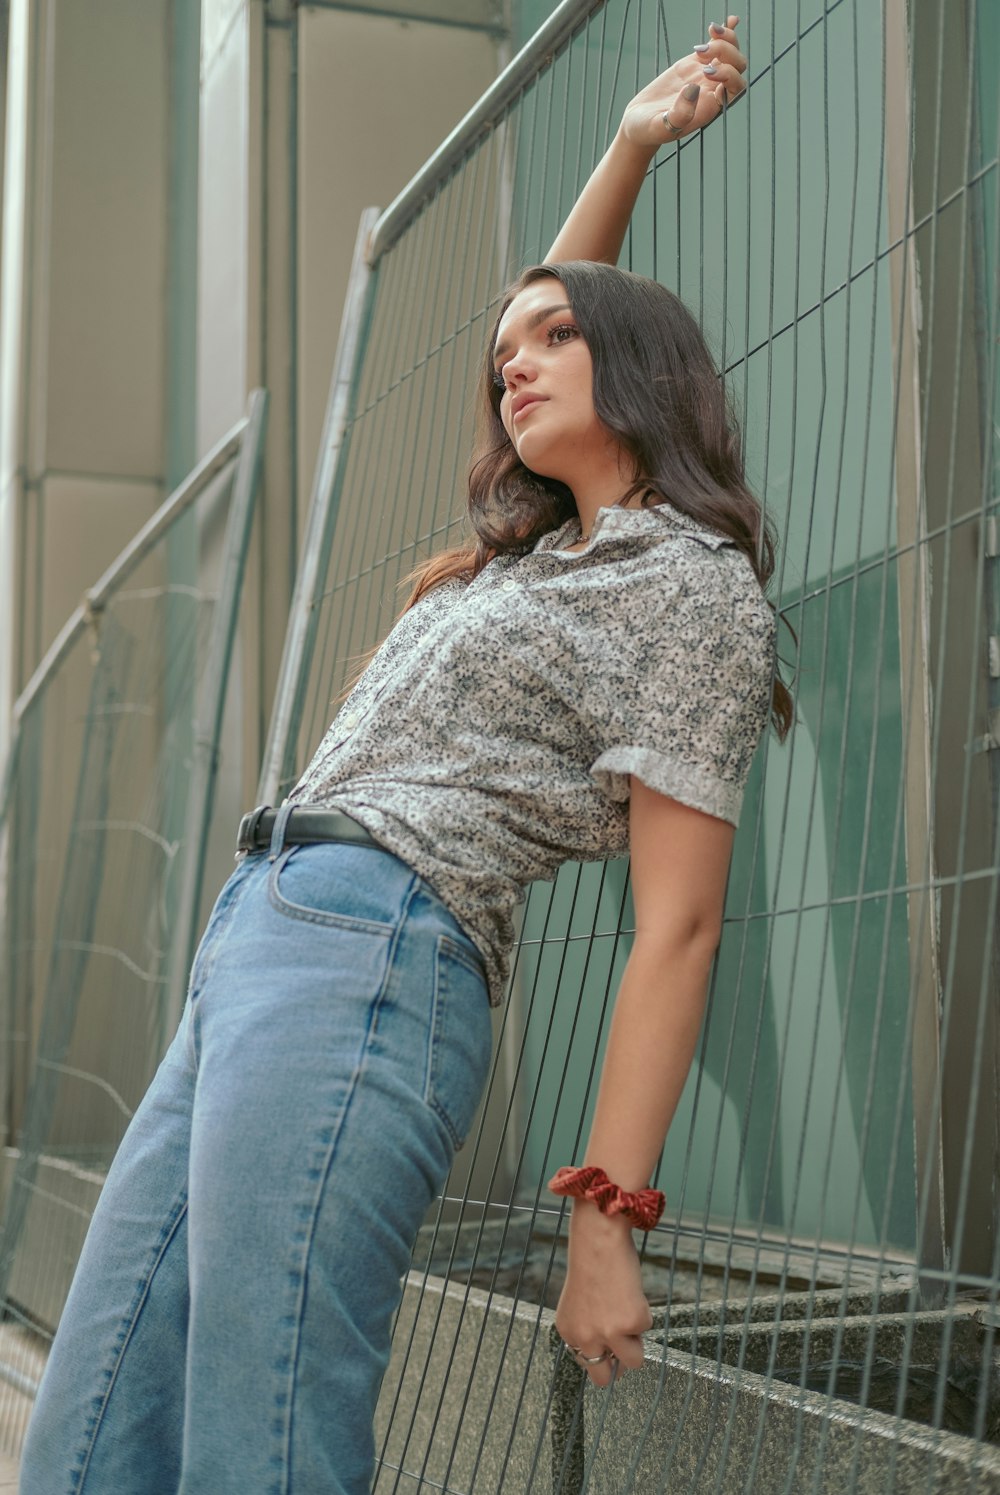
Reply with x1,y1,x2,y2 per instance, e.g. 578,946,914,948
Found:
368,0,606,262
0,1355,39,1400
442,1193,918,1281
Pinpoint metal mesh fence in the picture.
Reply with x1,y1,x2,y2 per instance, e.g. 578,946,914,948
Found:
0,395,266,1453
260,0,1000,1487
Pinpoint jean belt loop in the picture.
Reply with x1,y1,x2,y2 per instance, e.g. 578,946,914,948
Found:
268,802,296,862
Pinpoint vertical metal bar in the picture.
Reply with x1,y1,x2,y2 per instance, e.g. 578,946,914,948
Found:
163,389,269,1043
883,0,947,1295
296,218,409,755
256,209,379,803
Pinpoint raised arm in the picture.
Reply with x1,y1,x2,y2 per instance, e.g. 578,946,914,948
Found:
545,15,747,266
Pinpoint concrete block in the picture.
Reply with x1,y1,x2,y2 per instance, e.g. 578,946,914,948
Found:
374,1275,1000,1494
375,1272,558,1493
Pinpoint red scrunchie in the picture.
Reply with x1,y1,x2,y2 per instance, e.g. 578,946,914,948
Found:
548,1165,665,1231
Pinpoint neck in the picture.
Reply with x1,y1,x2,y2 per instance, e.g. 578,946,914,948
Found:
557,440,636,534
572,487,639,538
569,478,633,533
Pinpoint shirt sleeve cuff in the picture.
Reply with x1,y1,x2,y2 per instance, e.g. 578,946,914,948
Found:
589,745,743,826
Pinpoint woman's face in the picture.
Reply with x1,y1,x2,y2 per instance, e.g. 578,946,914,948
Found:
492,280,624,489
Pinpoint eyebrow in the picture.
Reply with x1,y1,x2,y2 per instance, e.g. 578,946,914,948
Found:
492,302,573,368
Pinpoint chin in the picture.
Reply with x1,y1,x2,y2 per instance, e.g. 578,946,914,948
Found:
515,446,571,484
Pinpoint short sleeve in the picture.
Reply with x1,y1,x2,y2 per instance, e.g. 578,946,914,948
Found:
580,541,775,826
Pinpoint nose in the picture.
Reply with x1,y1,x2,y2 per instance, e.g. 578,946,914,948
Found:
500,345,536,387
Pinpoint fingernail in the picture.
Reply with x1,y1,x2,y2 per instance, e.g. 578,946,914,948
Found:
682,81,701,100
694,42,711,53
710,21,725,33
702,62,719,75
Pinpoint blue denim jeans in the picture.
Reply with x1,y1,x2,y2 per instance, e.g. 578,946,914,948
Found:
21,834,493,1494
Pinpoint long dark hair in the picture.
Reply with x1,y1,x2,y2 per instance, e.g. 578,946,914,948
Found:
405,261,793,737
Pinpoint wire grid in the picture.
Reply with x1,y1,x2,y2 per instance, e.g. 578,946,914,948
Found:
282,0,999,1488
0,462,247,1455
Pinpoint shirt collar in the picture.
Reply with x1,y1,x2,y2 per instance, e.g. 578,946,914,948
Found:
534,501,732,554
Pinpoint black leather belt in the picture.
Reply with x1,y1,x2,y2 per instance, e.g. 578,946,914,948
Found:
236,805,379,856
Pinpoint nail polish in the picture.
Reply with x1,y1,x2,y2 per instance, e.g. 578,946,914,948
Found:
694,42,711,53
702,62,719,75
682,81,701,100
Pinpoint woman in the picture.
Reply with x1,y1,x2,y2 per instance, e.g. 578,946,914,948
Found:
22,17,787,1493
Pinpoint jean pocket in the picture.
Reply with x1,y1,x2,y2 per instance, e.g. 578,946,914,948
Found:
267,844,398,934
426,935,493,1150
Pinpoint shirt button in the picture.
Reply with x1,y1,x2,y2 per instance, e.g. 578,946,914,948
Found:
341,710,359,729
501,578,518,593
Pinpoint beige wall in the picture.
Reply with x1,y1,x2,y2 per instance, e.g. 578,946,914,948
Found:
1,0,502,782
296,7,499,541
0,0,174,1156
0,0,170,720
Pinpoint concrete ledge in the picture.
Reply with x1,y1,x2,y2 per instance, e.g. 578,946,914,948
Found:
376,1276,1000,1494
576,1339,1000,1494
375,1272,558,1492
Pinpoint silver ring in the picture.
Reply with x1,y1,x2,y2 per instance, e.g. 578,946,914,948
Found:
662,110,681,137
567,1344,615,1365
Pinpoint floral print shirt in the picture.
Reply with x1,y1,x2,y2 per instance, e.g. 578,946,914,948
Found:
290,502,776,1004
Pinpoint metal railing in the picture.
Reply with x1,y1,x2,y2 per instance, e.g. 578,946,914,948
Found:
0,391,267,1450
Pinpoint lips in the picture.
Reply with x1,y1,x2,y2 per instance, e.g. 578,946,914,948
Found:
511,393,547,420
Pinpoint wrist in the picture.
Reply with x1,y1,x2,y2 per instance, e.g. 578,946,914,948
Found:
611,124,657,169
568,1196,636,1242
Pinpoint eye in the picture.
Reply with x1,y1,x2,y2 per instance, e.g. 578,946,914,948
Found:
547,322,579,346
492,365,507,391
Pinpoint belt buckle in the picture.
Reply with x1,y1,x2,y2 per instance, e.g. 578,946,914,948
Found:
236,803,271,858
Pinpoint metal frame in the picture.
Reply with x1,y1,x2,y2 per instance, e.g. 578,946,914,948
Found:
0,416,249,1156
0,418,248,828
884,0,1000,1290
906,0,1000,1283
0,391,268,1320
368,0,606,263
257,208,380,802
163,389,270,1038
884,0,948,1294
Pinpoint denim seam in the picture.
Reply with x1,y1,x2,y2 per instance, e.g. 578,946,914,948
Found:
188,861,255,1004
266,847,397,937
71,1192,188,1494
437,932,485,982
277,870,421,1491
427,937,475,1151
